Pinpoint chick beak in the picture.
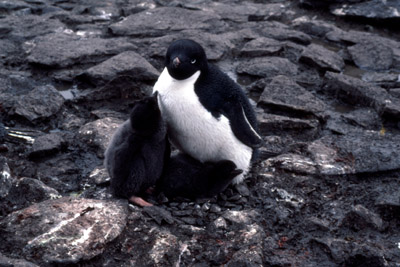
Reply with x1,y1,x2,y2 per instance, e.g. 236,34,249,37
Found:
172,57,180,68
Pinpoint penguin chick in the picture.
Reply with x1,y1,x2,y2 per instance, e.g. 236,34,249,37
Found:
104,92,169,207
158,153,242,200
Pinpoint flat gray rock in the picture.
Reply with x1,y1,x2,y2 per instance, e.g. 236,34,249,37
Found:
78,117,124,155
324,72,400,119
236,57,298,78
109,7,227,37
348,42,393,71
258,75,327,118
253,21,312,45
27,33,135,68
240,37,283,57
15,85,65,121
134,30,235,61
300,43,345,72
79,51,159,87
0,14,65,39
308,132,400,175
0,197,127,265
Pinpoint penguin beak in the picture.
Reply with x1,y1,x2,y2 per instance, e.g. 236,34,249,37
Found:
172,57,180,68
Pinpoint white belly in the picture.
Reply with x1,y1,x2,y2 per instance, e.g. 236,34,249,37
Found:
153,68,252,183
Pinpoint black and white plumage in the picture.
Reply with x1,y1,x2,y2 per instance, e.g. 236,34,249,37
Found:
153,39,262,183
104,92,169,206
158,153,242,200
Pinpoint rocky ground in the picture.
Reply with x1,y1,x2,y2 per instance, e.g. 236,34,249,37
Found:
1,0,400,266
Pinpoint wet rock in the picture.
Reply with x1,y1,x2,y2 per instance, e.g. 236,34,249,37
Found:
342,204,385,231
109,7,227,37
0,197,127,265
348,42,393,71
79,51,159,87
0,253,39,267
142,206,175,225
14,85,65,121
300,43,345,72
257,113,320,141
258,75,327,119
264,153,317,175
324,72,400,119
236,57,298,79
330,0,400,22
29,133,66,159
27,32,135,68
240,37,283,57
78,117,124,155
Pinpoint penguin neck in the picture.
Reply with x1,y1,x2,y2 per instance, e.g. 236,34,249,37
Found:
166,68,201,84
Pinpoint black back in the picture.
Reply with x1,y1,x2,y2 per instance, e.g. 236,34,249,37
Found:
158,153,242,200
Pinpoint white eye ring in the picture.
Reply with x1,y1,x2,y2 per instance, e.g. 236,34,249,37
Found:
191,59,196,64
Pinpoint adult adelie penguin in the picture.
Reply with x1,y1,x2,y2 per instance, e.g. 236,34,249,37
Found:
153,39,263,183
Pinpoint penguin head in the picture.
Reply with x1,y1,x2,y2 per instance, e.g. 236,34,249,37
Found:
165,39,207,80
130,92,161,134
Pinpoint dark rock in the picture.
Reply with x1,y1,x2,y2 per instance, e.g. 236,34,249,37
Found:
348,42,393,71
258,75,327,119
142,206,175,225
29,133,66,159
330,0,400,22
0,0,30,12
0,197,127,265
389,88,400,98
306,217,331,231
79,51,159,87
236,57,298,79
14,85,65,121
78,117,124,155
308,132,400,174
257,113,320,141
375,190,400,220
0,253,39,267
300,43,345,72
324,72,400,119
240,37,283,57
342,204,385,231
310,237,355,263
0,177,61,217
27,33,135,68
109,7,227,37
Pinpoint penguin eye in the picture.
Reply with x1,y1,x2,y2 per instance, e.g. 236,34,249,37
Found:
191,59,196,64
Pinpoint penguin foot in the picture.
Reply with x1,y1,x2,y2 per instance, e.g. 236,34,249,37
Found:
129,196,153,207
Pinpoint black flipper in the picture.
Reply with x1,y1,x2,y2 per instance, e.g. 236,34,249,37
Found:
221,99,263,148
